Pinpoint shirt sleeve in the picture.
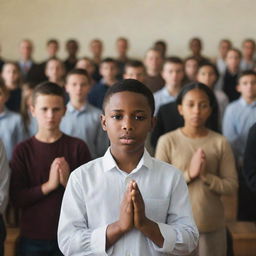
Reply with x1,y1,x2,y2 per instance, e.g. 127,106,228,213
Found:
0,140,11,214
58,171,110,256
150,171,199,254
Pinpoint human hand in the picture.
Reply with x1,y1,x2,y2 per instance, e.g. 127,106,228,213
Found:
188,148,206,180
58,157,70,187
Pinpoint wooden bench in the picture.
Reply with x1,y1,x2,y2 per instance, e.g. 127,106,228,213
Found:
4,228,19,256
227,221,256,256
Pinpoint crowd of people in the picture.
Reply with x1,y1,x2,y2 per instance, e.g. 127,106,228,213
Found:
0,36,256,256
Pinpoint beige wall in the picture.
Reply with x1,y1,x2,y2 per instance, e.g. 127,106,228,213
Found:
0,0,255,62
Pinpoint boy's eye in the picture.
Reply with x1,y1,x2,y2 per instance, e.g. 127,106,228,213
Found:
135,115,145,121
111,115,122,120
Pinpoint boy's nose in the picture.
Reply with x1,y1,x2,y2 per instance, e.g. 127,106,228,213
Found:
122,118,133,131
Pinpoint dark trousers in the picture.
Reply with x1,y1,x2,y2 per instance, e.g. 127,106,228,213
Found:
18,237,63,256
0,214,6,256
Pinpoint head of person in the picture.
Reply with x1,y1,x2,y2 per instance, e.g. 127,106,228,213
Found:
76,57,95,76
100,58,118,81
123,60,146,83
218,39,232,59
196,63,219,89
184,57,199,82
31,82,66,131
225,48,242,72
45,58,65,84
46,39,59,58
0,78,9,111
144,48,163,73
66,39,79,57
19,39,33,61
162,57,185,87
242,39,256,59
65,68,91,103
153,40,167,58
176,82,218,131
116,37,129,57
237,70,256,103
101,79,155,152
90,39,103,57
1,62,21,87
189,37,202,56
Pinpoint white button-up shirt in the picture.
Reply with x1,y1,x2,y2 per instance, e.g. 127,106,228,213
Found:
58,148,198,255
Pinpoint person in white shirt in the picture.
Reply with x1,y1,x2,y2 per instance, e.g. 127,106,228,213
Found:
58,79,199,255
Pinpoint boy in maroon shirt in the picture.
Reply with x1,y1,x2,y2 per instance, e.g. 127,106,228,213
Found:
10,82,91,256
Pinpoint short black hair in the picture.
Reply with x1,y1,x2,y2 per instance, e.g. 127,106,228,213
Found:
176,82,219,132
238,70,256,81
198,63,220,80
32,81,66,106
165,56,183,65
102,79,155,116
125,60,145,69
66,68,91,83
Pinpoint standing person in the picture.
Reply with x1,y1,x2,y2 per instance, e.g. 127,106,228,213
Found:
155,83,238,256
58,79,199,255
144,48,165,93
10,82,91,256
0,139,10,256
240,39,256,71
64,39,79,73
215,39,232,74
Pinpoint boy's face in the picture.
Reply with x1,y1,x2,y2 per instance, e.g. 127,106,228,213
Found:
100,62,118,80
45,60,64,81
76,59,95,75
123,67,145,83
190,39,201,55
219,41,231,58
31,94,66,132
197,66,217,88
162,62,184,86
237,75,256,102
226,50,241,71
47,43,59,58
144,50,163,71
2,64,19,84
185,60,198,80
90,41,103,57
66,41,78,56
65,74,91,102
116,39,128,56
20,40,33,60
242,41,255,58
101,91,155,154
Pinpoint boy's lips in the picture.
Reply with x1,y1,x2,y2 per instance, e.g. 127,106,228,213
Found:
119,135,136,145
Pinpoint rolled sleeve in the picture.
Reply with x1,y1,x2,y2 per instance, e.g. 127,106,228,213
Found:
91,225,111,255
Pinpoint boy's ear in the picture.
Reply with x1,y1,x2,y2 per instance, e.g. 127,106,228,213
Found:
100,114,107,131
177,104,183,116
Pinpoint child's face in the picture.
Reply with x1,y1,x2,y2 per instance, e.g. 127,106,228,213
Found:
178,89,211,129
185,60,198,80
20,40,33,60
90,41,103,56
47,43,59,58
237,75,256,102
123,67,145,83
100,62,118,80
144,50,163,71
116,39,128,56
31,94,66,132
242,41,255,58
197,66,217,89
2,64,20,85
162,62,184,86
66,74,91,102
45,60,64,82
219,41,231,58
190,39,201,55
226,50,241,71
76,59,95,75
101,91,154,154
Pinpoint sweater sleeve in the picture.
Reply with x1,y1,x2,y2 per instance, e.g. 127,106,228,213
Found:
202,138,238,195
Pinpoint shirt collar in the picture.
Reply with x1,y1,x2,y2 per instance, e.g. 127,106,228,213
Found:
67,101,88,113
102,147,153,173
239,97,256,107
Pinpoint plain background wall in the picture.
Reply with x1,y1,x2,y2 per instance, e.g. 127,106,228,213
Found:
0,0,255,62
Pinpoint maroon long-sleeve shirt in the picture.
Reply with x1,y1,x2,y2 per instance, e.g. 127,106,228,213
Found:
10,134,91,240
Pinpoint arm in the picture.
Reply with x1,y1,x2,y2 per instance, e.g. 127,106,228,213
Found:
0,140,11,214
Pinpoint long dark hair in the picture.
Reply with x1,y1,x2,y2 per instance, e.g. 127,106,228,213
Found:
176,82,219,132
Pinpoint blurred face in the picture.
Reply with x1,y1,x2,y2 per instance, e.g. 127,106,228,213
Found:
242,41,255,59
123,67,145,83
178,89,211,129
101,91,154,155
90,40,103,57
190,39,201,55
197,66,217,89
65,74,91,102
100,62,118,80
2,64,20,86
45,60,65,82
144,50,163,71
237,75,256,103
20,40,33,60
76,59,95,75
162,62,184,86
47,42,59,58
154,43,166,57
116,39,128,56
185,59,199,81
219,41,231,58
31,95,66,132
226,50,241,71
66,41,79,56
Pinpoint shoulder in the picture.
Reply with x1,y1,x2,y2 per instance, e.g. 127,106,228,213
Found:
12,137,34,154
207,130,231,148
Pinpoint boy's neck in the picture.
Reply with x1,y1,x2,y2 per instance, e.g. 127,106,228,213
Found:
166,83,181,97
70,99,87,110
227,66,239,75
35,129,63,143
110,146,144,173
